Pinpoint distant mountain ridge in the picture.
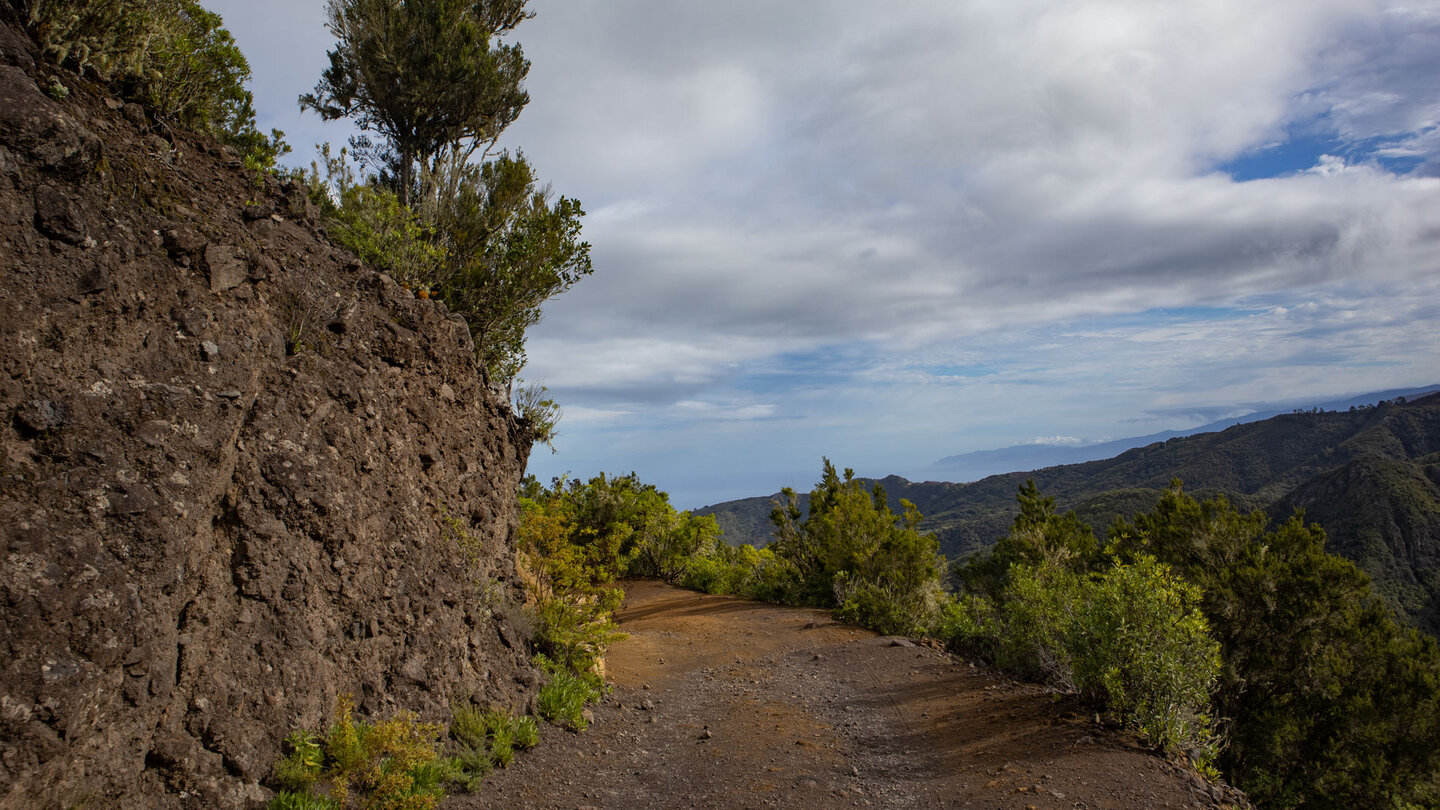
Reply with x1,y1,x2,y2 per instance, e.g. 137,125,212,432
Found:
696,389,1440,635
929,385,1440,482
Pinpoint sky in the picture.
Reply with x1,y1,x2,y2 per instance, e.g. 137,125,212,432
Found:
209,0,1440,509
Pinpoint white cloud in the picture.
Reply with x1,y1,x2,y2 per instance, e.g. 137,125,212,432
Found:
671,400,779,422
1030,436,1089,447
206,0,1440,506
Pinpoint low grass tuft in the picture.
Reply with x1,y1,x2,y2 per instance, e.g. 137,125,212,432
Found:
445,704,541,792
534,660,601,732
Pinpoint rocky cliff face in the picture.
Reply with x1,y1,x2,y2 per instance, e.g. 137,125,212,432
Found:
0,23,536,809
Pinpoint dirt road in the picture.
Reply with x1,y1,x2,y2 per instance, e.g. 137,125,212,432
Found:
449,581,1241,809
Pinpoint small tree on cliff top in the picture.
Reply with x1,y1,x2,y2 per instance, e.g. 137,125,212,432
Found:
301,0,531,207
301,0,592,383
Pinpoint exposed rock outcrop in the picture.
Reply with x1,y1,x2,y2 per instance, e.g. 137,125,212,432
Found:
0,23,535,808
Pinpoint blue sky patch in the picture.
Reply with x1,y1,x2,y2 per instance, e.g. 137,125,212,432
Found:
1219,126,1428,180
1219,131,1347,181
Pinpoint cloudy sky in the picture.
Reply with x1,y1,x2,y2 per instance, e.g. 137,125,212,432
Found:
210,0,1440,508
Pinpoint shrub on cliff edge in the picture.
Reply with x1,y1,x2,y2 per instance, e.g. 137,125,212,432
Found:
18,0,288,169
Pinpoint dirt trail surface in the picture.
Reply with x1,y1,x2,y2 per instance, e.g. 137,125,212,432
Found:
451,581,1242,809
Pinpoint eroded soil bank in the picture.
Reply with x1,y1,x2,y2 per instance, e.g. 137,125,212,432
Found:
451,580,1243,810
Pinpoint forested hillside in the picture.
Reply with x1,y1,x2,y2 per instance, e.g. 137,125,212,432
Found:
698,393,1440,634
1275,452,1440,634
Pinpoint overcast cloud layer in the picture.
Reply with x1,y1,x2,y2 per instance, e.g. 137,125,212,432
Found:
211,0,1440,508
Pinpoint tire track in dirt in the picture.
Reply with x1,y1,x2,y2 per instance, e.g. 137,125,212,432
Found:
448,581,1243,809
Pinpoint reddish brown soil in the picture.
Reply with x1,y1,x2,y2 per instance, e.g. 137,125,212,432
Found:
449,581,1243,810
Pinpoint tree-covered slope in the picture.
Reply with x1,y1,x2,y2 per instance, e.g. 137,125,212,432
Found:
1275,452,1440,634
698,394,1440,633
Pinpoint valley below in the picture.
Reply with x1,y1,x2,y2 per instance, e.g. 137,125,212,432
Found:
455,581,1243,810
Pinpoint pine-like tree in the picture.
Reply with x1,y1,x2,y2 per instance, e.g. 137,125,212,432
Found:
302,0,592,382
301,0,531,206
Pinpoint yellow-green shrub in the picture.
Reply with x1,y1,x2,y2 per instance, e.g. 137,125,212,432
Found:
268,694,446,810
534,661,600,732
1067,555,1220,753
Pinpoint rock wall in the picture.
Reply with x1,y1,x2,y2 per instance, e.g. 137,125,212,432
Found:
0,24,536,809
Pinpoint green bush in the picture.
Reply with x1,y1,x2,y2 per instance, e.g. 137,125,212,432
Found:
947,555,1221,754
676,551,738,595
422,154,592,381
268,790,338,810
511,475,641,743
547,461,947,638
21,0,166,82
517,474,643,596
932,592,1001,658
956,479,1100,599
442,744,490,794
630,510,723,585
512,714,540,749
1111,484,1440,809
1068,555,1220,753
833,574,936,637
951,480,1440,807
445,705,539,790
323,696,446,808
981,561,1079,680
673,539,801,603
513,382,561,452
450,705,495,761
528,588,626,678
267,694,447,810
143,1,288,168
450,706,537,763
679,542,757,595
534,660,600,732
22,0,287,170
519,472,727,675
768,459,947,629
299,145,447,289
272,731,325,793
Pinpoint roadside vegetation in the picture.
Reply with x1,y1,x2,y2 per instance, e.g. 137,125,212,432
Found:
522,462,1440,810
258,478,629,809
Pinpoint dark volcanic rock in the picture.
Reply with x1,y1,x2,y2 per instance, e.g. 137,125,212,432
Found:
32,183,85,243
0,65,101,176
0,19,35,71
0,31,536,810
203,243,248,292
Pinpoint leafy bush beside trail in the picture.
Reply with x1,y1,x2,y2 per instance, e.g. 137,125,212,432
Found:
942,553,1221,754
1108,484,1440,810
950,478,1440,808
768,459,946,636
270,694,447,810
528,465,1440,808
